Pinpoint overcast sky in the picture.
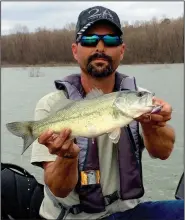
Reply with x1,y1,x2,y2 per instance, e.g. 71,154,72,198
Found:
1,1,184,35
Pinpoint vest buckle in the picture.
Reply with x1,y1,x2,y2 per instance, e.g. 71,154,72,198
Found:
80,170,100,185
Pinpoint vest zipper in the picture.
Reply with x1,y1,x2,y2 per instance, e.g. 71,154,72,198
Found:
125,125,140,168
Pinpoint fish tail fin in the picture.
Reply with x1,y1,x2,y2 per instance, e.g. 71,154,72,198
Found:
6,121,37,154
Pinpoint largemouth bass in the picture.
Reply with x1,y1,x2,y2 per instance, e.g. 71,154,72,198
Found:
6,89,159,154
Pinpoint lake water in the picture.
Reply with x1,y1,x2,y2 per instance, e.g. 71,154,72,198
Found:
1,63,184,201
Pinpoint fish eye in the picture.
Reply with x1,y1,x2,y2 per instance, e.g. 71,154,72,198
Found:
137,91,144,97
136,91,148,97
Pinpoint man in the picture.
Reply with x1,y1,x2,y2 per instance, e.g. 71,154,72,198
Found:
31,6,183,220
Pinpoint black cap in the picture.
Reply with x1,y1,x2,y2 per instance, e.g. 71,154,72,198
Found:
75,6,123,38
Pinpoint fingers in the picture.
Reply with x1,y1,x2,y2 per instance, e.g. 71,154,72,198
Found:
163,115,171,121
152,97,172,116
57,142,80,158
157,122,166,127
38,128,80,158
137,96,172,128
48,138,72,155
150,112,171,123
152,96,163,105
52,129,72,149
38,129,54,145
46,133,59,145
138,110,170,129
137,114,164,123
150,121,167,129
46,128,72,153
141,114,169,125
150,114,164,122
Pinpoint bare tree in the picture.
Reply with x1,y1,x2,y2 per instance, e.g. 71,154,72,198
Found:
1,17,184,66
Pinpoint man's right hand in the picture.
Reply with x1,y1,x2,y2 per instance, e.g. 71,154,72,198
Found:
38,128,80,197
38,128,80,159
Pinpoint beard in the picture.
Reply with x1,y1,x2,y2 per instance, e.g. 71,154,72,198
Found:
86,53,114,79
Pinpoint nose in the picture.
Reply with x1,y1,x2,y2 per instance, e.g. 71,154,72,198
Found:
96,40,105,52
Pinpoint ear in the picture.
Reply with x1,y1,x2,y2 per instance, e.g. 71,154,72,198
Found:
120,43,126,61
72,43,78,61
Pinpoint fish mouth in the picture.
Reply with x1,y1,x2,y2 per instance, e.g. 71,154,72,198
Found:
140,92,158,113
146,92,163,113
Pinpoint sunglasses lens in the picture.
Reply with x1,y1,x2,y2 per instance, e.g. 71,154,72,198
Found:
80,35,99,46
103,35,121,46
79,35,122,47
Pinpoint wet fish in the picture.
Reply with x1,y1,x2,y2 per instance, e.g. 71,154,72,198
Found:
6,89,159,154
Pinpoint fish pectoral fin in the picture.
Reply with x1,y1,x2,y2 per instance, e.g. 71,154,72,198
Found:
85,88,104,99
108,128,121,144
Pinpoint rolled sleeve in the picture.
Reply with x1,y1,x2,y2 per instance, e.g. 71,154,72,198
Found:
31,91,67,167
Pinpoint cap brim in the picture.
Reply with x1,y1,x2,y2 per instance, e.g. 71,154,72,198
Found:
77,18,123,36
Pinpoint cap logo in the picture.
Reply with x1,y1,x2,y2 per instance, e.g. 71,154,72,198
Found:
88,8,114,21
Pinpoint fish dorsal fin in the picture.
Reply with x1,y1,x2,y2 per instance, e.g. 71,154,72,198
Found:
49,91,76,115
85,88,104,99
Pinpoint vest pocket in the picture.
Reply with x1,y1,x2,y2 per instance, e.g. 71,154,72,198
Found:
78,184,105,213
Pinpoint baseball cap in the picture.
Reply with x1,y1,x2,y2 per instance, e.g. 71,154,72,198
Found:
75,6,123,38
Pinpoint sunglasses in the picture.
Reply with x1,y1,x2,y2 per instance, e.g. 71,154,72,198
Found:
76,34,123,47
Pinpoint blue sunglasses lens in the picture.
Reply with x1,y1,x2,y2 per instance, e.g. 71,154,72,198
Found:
103,35,121,46
80,35,122,47
81,35,99,46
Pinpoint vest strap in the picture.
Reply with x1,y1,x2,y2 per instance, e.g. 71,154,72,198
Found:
69,205,83,215
46,190,122,216
104,191,121,206
68,190,121,215
45,185,71,220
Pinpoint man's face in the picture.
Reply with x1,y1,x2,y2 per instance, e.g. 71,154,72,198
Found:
72,22,125,79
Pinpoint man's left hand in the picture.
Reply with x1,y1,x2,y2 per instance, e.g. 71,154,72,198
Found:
136,97,172,129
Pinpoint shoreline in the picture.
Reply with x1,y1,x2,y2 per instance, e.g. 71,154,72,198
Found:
1,63,78,68
1,62,183,68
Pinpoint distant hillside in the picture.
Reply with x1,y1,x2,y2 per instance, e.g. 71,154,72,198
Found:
1,16,184,66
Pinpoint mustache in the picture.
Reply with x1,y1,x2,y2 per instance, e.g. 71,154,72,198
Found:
88,53,113,63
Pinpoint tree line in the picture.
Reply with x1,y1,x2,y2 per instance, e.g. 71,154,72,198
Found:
1,16,184,66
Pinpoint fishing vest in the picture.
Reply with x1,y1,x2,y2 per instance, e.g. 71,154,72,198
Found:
53,72,144,215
